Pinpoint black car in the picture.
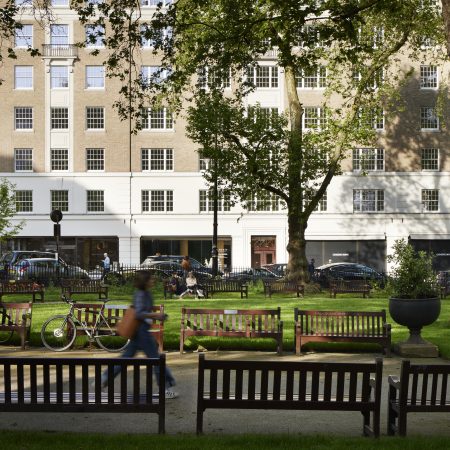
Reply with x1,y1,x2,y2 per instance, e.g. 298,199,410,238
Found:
225,267,281,282
313,262,385,288
262,263,287,277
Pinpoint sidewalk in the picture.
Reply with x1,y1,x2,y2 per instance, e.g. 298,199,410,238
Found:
1,347,450,436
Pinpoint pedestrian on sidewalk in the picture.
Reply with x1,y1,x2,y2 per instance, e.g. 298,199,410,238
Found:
101,270,178,399
100,252,110,281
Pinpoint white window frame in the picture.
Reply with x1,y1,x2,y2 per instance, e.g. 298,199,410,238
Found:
141,0,172,6
197,67,231,90
14,66,33,89
15,190,33,213
14,148,33,172
15,24,33,48
245,192,281,212
51,190,69,212
50,66,69,89
86,107,105,130
352,148,385,172
14,107,33,130
199,152,211,171
85,66,105,89
247,65,278,88
420,107,439,131
296,66,326,89
420,65,438,89
422,189,439,212
141,190,174,212
141,108,174,131
421,148,439,171
86,148,105,171
141,148,173,171
51,107,69,129
303,107,327,131
199,190,231,213
87,190,105,213
50,24,69,46
353,189,384,213
358,107,384,130
50,148,69,172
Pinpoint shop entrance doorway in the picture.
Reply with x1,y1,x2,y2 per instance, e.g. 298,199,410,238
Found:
251,236,276,267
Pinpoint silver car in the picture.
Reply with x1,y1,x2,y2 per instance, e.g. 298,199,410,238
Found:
12,258,89,285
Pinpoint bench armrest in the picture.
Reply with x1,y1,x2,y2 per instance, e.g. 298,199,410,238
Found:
388,375,400,389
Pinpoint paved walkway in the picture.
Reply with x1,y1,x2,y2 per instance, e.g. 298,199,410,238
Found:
1,347,450,436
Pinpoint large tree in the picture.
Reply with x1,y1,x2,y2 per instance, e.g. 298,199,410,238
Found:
0,178,23,241
70,0,442,281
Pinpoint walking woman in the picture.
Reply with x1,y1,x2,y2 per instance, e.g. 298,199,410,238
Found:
101,270,178,399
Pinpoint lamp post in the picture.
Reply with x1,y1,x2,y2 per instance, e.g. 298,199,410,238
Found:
211,130,219,277
50,209,63,282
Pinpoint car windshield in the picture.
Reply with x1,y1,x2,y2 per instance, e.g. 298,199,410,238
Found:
0,252,13,264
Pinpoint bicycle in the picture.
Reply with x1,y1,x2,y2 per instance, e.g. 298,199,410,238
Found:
41,295,130,352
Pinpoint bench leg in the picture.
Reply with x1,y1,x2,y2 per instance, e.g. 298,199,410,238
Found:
158,412,165,434
196,409,204,434
387,385,398,435
398,410,408,437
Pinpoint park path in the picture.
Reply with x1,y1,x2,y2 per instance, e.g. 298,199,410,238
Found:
1,347,450,436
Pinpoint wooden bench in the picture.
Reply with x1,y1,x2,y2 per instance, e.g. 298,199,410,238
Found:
388,360,450,436
180,307,283,354
263,280,304,298
0,302,32,350
61,279,108,300
196,354,383,436
0,356,166,433
0,281,44,302
163,279,209,299
294,309,391,356
205,280,248,298
73,302,165,351
329,280,371,298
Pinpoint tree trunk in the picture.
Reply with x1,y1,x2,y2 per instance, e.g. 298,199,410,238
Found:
286,211,308,283
442,0,450,57
284,64,308,282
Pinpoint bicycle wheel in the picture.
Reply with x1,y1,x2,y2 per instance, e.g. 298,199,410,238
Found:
95,316,129,352
41,315,76,351
0,329,13,344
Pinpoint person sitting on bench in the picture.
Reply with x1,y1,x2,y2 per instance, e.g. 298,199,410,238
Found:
179,272,204,298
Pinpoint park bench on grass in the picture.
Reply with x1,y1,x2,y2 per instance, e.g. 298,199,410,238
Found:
163,279,209,299
196,354,383,436
263,280,304,298
329,280,371,298
0,355,166,433
0,281,44,303
294,309,391,356
61,279,108,300
388,360,450,436
73,302,165,351
180,307,283,354
0,302,32,350
205,280,248,298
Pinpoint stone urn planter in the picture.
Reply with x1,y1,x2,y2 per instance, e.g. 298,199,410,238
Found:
389,297,441,346
387,239,441,357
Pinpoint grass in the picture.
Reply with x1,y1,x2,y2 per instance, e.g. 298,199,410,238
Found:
2,431,450,450
2,281,450,358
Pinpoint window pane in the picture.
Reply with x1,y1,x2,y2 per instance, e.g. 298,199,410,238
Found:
86,66,105,88
50,66,69,88
14,148,33,171
86,148,104,171
15,107,33,129
15,66,33,89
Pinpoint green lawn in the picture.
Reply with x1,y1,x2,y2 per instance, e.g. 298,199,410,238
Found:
2,282,450,358
2,431,450,450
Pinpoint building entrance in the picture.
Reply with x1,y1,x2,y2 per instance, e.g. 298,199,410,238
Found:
251,236,276,267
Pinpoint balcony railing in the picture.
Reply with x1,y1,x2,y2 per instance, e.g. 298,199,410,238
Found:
42,44,78,58
259,48,279,60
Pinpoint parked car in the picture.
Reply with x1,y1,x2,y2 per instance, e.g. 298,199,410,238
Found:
0,250,60,280
262,263,287,277
141,255,218,275
312,262,385,288
144,261,213,279
11,258,89,285
224,267,281,282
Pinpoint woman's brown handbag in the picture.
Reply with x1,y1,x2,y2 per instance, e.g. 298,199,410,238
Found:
116,307,140,339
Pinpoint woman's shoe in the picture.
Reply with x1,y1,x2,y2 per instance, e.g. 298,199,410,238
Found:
165,388,179,399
